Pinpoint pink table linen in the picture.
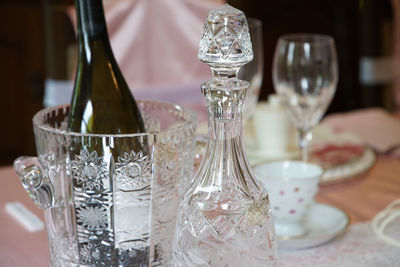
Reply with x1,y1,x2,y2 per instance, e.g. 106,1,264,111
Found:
323,108,400,154
0,167,49,267
1,155,400,266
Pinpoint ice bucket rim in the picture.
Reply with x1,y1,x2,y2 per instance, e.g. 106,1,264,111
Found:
33,100,198,138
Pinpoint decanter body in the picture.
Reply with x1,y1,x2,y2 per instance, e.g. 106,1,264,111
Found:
173,5,277,267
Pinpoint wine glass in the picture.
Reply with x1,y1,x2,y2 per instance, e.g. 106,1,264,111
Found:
239,18,263,150
272,34,338,161
239,18,264,122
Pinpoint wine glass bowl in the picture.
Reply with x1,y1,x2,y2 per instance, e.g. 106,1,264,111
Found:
239,18,264,121
272,34,338,161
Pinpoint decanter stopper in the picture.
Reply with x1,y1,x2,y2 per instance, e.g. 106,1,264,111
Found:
198,4,255,122
198,4,253,70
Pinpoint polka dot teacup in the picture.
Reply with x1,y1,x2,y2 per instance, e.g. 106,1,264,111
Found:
254,160,323,238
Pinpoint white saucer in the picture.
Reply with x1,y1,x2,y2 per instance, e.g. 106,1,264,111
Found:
277,203,350,250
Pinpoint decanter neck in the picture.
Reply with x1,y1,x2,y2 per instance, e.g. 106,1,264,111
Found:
193,79,258,195
202,79,248,140
210,67,240,80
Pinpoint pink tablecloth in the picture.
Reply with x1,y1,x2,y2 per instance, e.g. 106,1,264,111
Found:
323,108,400,154
0,167,49,267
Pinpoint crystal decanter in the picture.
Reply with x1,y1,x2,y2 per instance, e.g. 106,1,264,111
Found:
172,4,277,267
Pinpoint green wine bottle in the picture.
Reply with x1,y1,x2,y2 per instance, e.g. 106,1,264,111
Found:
68,0,146,135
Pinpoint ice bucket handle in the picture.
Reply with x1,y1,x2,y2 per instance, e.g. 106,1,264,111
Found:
13,156,55,209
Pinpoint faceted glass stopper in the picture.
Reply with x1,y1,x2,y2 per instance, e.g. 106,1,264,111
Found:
198,4,254,67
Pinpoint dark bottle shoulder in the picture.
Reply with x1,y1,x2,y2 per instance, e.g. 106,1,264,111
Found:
68,65,145,134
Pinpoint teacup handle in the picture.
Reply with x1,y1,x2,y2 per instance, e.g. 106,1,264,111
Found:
13,156,54,209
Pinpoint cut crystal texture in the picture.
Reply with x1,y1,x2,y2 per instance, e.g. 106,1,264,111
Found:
21,101,197,266
173,4,276,267
198,4,253,67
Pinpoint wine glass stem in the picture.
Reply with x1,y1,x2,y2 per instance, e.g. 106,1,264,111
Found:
298,128,312,161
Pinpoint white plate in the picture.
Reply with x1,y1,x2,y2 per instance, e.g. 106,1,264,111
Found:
277,203,350,250
311,125,376,184
320,147,375,184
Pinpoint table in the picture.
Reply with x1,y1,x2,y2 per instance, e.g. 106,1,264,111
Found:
317,156,400,224
1,155,400,266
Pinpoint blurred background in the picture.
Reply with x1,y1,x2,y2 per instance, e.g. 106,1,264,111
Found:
0,0,396,165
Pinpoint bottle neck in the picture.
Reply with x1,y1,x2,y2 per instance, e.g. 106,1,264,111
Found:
75,0,113,65
76,0,108,40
